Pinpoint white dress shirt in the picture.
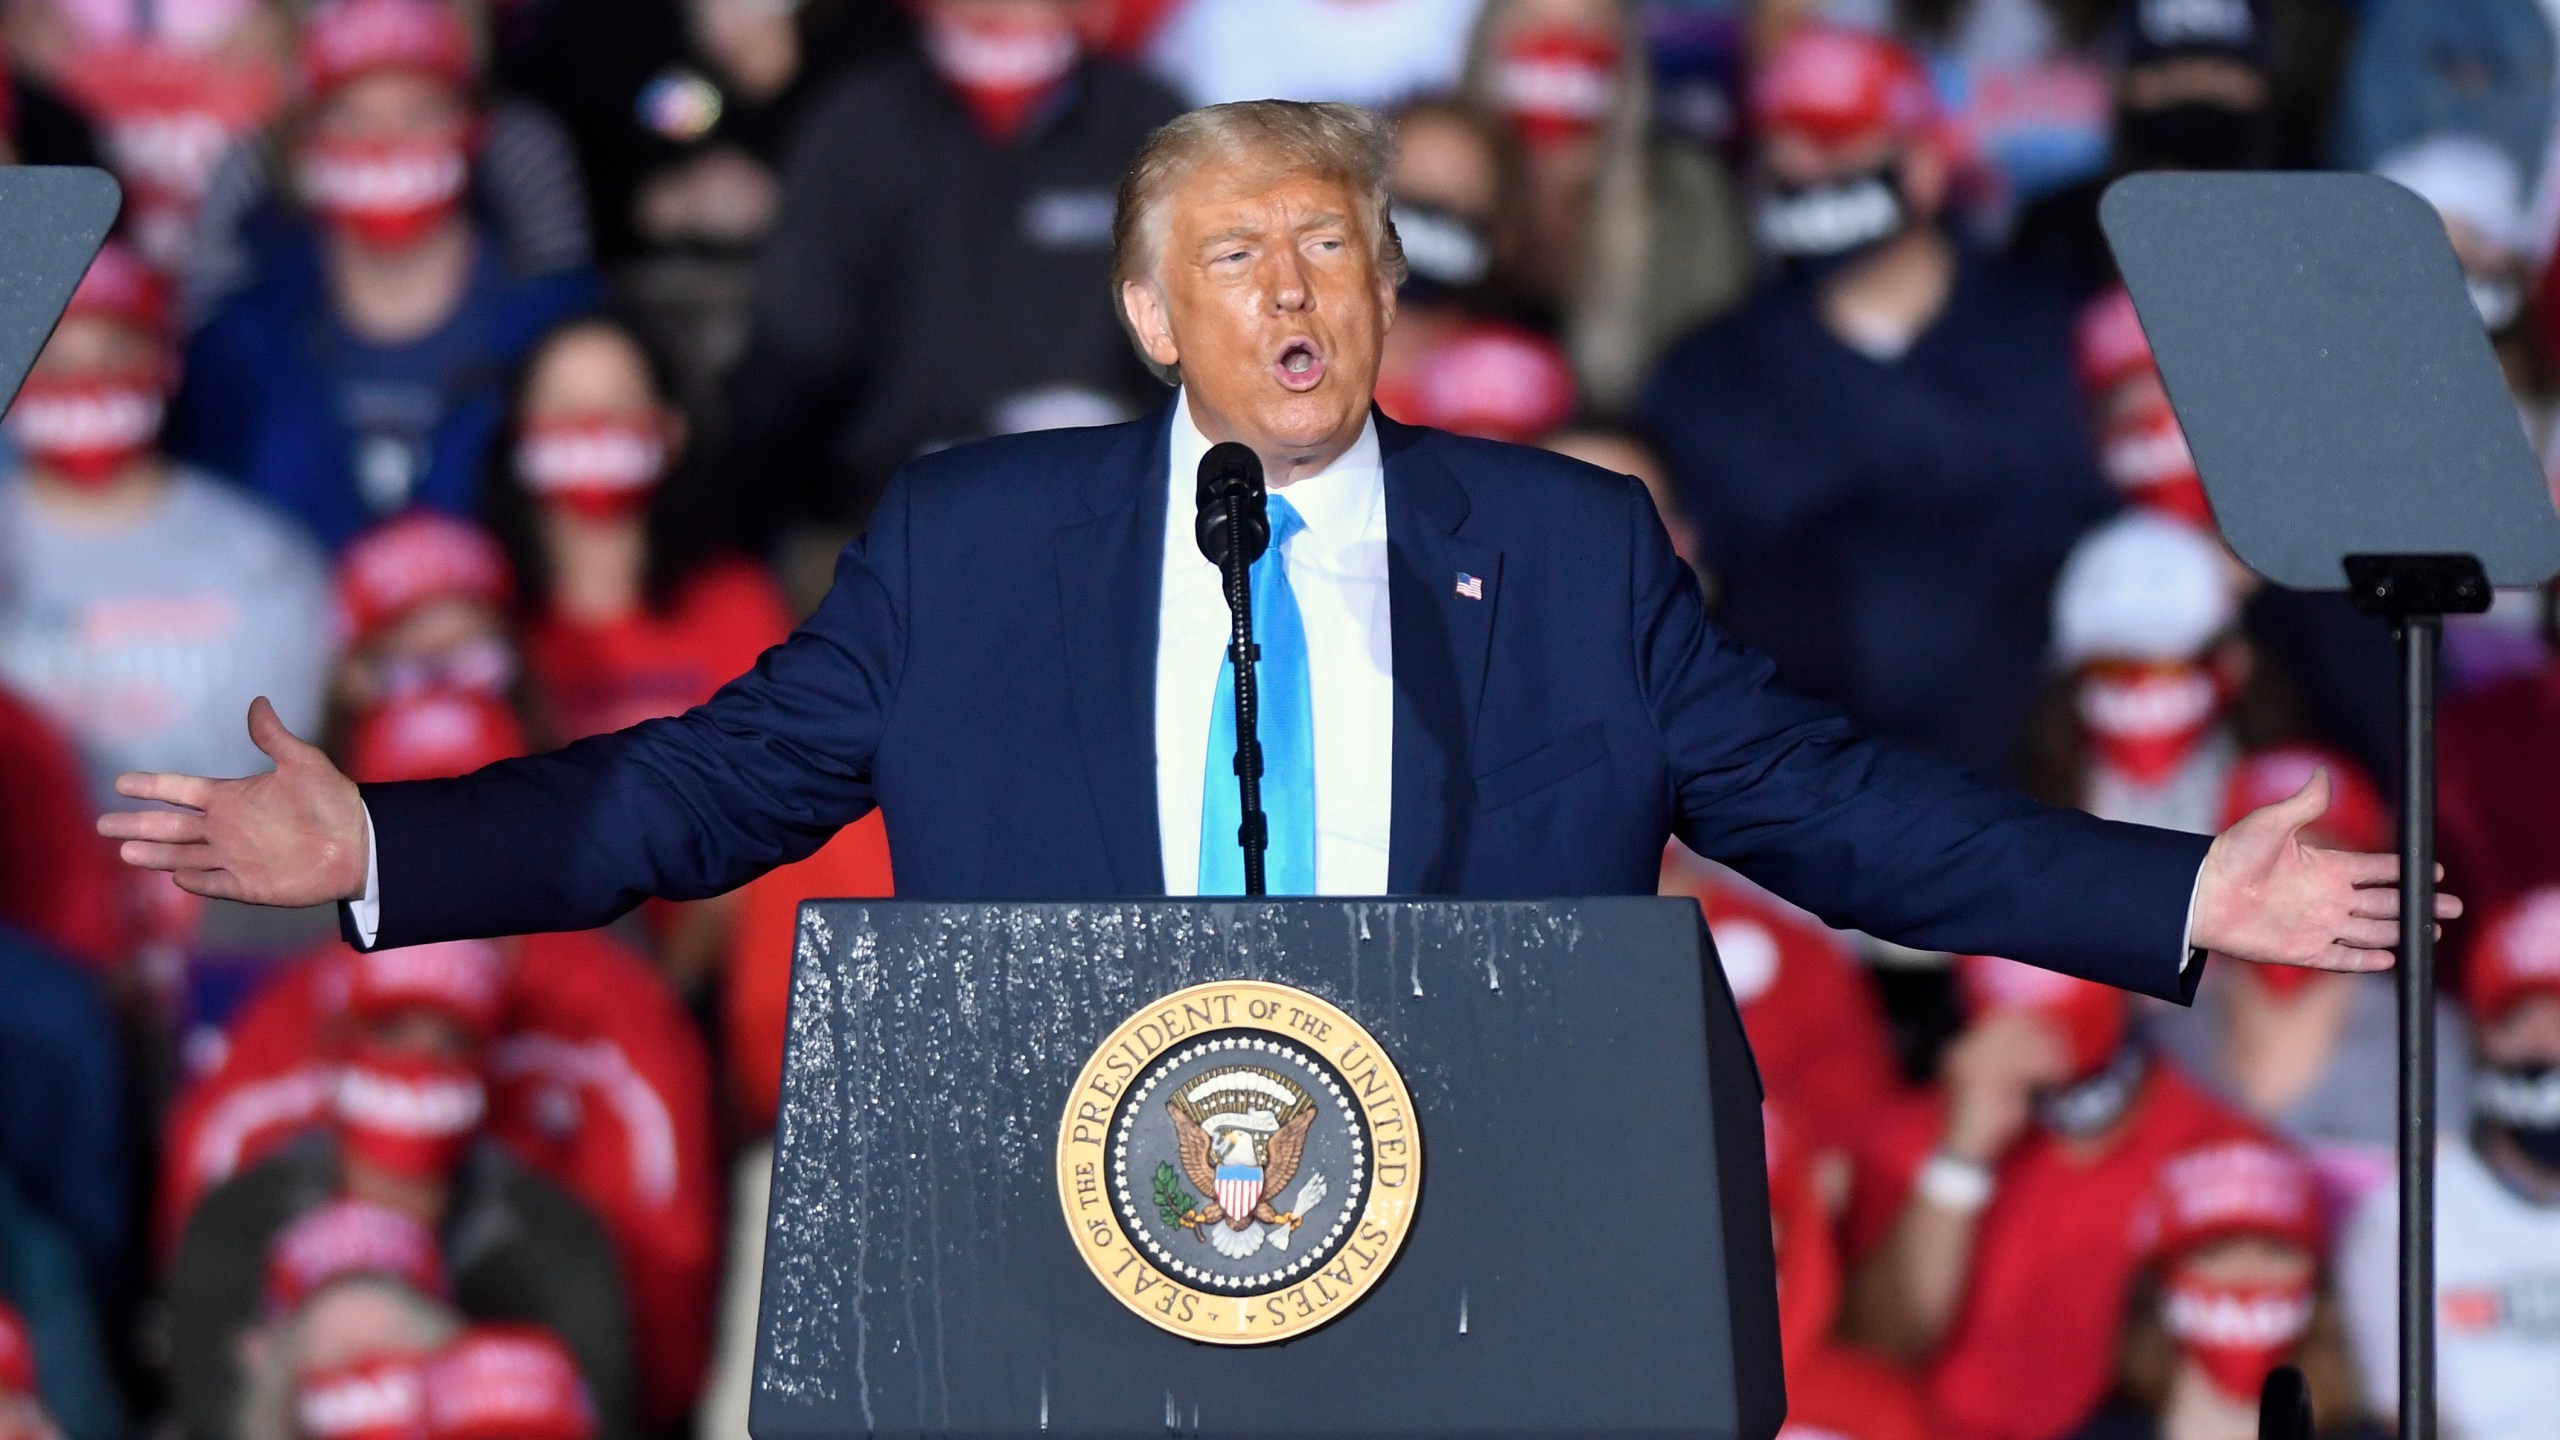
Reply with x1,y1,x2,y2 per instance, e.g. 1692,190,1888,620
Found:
1157,389,1394,895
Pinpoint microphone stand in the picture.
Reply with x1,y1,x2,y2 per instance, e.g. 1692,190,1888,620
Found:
1218,489,1268,897
1197,440,1273,898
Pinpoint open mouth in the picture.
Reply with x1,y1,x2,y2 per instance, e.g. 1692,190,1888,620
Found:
1271,338,1326,392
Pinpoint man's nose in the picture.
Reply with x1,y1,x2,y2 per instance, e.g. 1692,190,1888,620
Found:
1265,248,1312,312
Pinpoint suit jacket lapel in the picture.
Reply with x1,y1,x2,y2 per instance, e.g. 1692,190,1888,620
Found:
1383,418,1501,893
1054,401,1173,894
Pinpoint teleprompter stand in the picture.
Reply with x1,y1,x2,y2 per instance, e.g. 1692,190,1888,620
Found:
0,168,123,406
750,899,1782,1440
2104,172,2560,1440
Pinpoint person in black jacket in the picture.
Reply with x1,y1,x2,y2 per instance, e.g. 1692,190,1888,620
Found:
724,0,1184,539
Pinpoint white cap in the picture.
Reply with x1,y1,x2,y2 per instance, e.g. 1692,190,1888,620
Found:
2376,134,2527,257
2051,511,2238,667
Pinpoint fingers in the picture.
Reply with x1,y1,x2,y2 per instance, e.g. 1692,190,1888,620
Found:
2334,850,2400,887
115,840,213,872
246,697,322,767
170,869,245,902
2309,945,2395,974
96,809,207,844
112,771,214,811
2437,891,2465,920
2261,768,2332,832
2336,916,2400,949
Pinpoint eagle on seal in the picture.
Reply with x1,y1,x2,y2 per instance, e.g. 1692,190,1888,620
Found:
1169,1098,1316,1235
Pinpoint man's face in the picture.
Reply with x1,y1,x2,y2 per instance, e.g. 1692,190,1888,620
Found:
1123,155,1395,470
2481,995,2560,1069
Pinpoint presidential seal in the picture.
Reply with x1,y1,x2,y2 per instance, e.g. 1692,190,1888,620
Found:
1055,979,1420,1345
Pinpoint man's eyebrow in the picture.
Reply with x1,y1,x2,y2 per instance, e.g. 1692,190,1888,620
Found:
1295,211,1351,233
1194,223,1264,251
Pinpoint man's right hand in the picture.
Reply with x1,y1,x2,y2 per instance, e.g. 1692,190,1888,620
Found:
96,697,368,907
1938,1010,2070,1164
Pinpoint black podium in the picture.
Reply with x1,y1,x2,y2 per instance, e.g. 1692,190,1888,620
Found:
750,898,1780,1440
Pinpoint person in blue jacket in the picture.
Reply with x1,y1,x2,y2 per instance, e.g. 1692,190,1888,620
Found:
171,0,599,551
1635,26,2114,787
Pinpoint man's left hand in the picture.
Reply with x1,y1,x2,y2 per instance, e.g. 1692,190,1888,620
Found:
2191,768,2461,973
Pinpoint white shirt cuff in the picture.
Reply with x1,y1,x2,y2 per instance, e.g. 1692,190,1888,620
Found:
348,803,381,948
2180,863,2204,974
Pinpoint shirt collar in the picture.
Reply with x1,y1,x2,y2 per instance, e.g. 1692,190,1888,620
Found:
1168,389,1383,552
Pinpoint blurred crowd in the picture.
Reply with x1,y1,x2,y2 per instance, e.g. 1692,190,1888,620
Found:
0,0,2553,1438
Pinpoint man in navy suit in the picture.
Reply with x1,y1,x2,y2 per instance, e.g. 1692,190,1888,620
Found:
104,100,2442,1002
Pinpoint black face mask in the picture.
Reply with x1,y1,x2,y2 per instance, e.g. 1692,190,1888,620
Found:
2116,100,2272,172
2477,1063,2560,1170
1756,166,1910,282
1391,201,1493,306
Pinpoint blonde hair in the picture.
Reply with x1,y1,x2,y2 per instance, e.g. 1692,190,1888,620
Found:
1111,100,1408,384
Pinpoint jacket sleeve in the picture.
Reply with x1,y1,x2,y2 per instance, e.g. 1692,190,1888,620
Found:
348,477,913,951
1627,479,2210,1001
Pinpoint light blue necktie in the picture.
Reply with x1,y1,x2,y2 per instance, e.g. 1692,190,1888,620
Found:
1200,495,1315,895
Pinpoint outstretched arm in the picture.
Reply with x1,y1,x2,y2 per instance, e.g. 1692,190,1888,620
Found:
104,483,915,948
1624,479,2452,999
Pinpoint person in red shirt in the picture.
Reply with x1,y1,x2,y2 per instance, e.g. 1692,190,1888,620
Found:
482,312,890,1106
2067,1137,2373,1440
1661,851,1904,1154
1842,954,2265,1440
163,686,719,1427
484,314,803,985
1765,1105,1937,1440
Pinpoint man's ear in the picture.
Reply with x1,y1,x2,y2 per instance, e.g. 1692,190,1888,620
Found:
1121,280,1181,371
1375,273,1399,335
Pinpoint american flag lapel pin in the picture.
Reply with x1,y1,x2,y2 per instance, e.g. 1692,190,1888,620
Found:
1453,572,1485,601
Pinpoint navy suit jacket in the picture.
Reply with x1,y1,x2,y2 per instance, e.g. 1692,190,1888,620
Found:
355,401,2212,1000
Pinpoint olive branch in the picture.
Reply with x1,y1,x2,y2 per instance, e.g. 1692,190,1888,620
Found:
1154,1162,1205,1230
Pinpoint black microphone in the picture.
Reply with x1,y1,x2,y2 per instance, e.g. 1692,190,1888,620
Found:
1194,440,1271,896
1195,441,1270,569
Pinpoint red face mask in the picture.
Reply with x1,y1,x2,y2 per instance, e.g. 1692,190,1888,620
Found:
8,372,166,485
297,131,472,250
2160,1267,2315,1402
2076,658,2229,787
922,8,1079,142
298,1355,429,1440
1491,25,1622,148
516,414,669,522
334,1043,485,1182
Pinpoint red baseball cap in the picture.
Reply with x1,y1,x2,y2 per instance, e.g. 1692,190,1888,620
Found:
300,1354,431,1440
2074,285,2155,399
1407,322,1577,445
346,691,528,786
264,1197,448,1315
340,939,509,1040
425,1326,597,1440
0,1302,36,1398
337,512,513,646
2141,1137,2322,1261
63,239,170,339
1750,24,1936,151
2467,887,2560,1024
1953,953,2128,1080
303,0,474,102
2217,746,2388,853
